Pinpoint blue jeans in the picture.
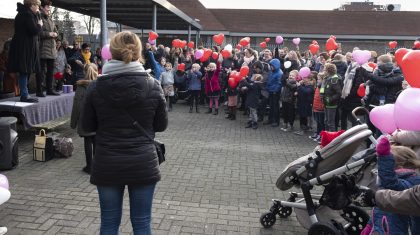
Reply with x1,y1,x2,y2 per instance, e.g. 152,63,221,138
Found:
97,184,156,235
18,73,29,98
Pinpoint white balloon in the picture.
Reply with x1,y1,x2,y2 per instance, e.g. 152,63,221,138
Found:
0,188,10,205
284,61,292,69
224,44,233,52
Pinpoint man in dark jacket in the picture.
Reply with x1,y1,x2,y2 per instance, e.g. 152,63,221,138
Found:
36,0,59,97
321,63,342,131
8,1,43,102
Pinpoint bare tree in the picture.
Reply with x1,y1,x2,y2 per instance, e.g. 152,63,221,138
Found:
83,15,99,43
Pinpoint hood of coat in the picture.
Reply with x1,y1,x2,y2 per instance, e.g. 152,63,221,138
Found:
269,59,281,72
377,62,394,74
96,72,151,108
17,2,32,16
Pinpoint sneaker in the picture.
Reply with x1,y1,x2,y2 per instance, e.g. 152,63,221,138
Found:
294,130,304,136
309,134,318,140
283,126,293,132
315,136,321,142
0,227,7,235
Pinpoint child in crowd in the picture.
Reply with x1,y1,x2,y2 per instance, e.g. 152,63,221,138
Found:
320,63,342,131
226,72,239,120
310,72,326,142
186,63,202,113
242,74,262,129
361,137,420,235
280,70,298,132
160,62,177,111
204,58,222,115
294,76,314,135
70,63,98,174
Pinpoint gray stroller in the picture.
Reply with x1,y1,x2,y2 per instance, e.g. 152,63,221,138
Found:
260,108,379,235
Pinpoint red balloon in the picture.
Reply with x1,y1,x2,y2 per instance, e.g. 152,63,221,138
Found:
221,50,231,59
326,38,338,52
414,41,420,49
265,38,270,43
259,42,267,49
228,77,238,89
172,39,181,48
231,71,242,83
200,56,209,63
149,31,158,40
188,41,195,49
213,33,225,45
309,43,319,55
395,48,410,66
239,66,249,77
54,72,63,80
212,52,219,60
203,49,212,59
388,41,398,49
367,62,377,70
400,50,420,88
357,84,366,97
236,44,242,50
239,38,249,47
179,40,187,49
177,63,185,72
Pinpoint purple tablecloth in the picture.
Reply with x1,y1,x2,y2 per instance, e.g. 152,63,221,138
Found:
0,93,74,129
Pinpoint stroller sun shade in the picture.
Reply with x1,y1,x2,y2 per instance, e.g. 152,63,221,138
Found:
276,124,372,191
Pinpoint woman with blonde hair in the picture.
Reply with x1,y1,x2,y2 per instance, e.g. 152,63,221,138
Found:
70,63,98,174
81,31,168,235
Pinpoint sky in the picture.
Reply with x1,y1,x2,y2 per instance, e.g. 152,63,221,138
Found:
1,0,420,18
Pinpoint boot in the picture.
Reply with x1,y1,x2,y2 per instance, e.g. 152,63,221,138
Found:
189,106,193,113
196,105,200,113
46,90,60,96
213,108,218,115
252,122,258,129
205,108,212,114
230,107,236,120
225,107,232,119
245,121,252,128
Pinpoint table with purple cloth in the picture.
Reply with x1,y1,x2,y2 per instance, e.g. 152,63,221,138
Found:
0,93,74,130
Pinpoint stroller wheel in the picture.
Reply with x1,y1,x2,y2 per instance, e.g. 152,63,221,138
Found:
277,206,292,218
260,212,276,228
342,205,370,235
307,222,342,235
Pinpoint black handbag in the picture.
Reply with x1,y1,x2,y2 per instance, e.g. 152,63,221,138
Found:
124,111,166,165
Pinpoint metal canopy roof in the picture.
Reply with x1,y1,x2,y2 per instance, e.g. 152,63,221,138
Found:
53,0,202,31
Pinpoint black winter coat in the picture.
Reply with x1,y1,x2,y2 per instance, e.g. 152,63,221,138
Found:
342,66,369,111
297,84,314,117
243,80,261,109
332,60,348,80
81,72,168,186
8,3,41,73
366,64,403,105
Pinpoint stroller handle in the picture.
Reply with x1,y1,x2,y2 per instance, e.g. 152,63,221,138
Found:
352,107,370,125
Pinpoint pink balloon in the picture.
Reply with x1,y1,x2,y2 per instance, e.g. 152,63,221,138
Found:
148,39,156,45
101,44,112,60
194,49,204,60
275,36,284,44
352,50,371,65
0,174,9,190
370,104,397,134
394,88,420,131
298,67,311,78
292,38,300,46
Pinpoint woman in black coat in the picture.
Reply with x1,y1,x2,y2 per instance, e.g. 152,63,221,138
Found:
8,0,42,102
81,31,167,235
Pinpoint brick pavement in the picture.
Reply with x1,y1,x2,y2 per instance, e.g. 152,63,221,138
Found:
0,103,318,235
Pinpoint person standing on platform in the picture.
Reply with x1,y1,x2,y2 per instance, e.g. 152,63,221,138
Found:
69,43,94,89
36,0,60,97
7,0,43,103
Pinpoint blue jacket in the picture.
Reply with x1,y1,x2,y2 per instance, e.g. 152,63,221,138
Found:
266,59,283,93
186,70,202,91
147,51,161,81
369,155,420,235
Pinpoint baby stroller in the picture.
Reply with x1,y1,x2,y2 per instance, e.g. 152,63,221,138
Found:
260,107,378,235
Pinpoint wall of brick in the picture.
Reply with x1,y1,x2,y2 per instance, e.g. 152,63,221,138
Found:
0,19,14,51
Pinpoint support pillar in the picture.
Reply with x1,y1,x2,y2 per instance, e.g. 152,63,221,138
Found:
152,4,157,32
188,24,191,42
100,0,107,47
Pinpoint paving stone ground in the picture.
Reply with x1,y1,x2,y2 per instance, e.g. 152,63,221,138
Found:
0,102,318,235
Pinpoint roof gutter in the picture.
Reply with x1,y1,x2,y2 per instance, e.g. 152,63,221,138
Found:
152,0,202,30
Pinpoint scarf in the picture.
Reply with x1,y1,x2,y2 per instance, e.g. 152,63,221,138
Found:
102,60,145,75
81,51,91,65
341,62,359,99
243,56,255,67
